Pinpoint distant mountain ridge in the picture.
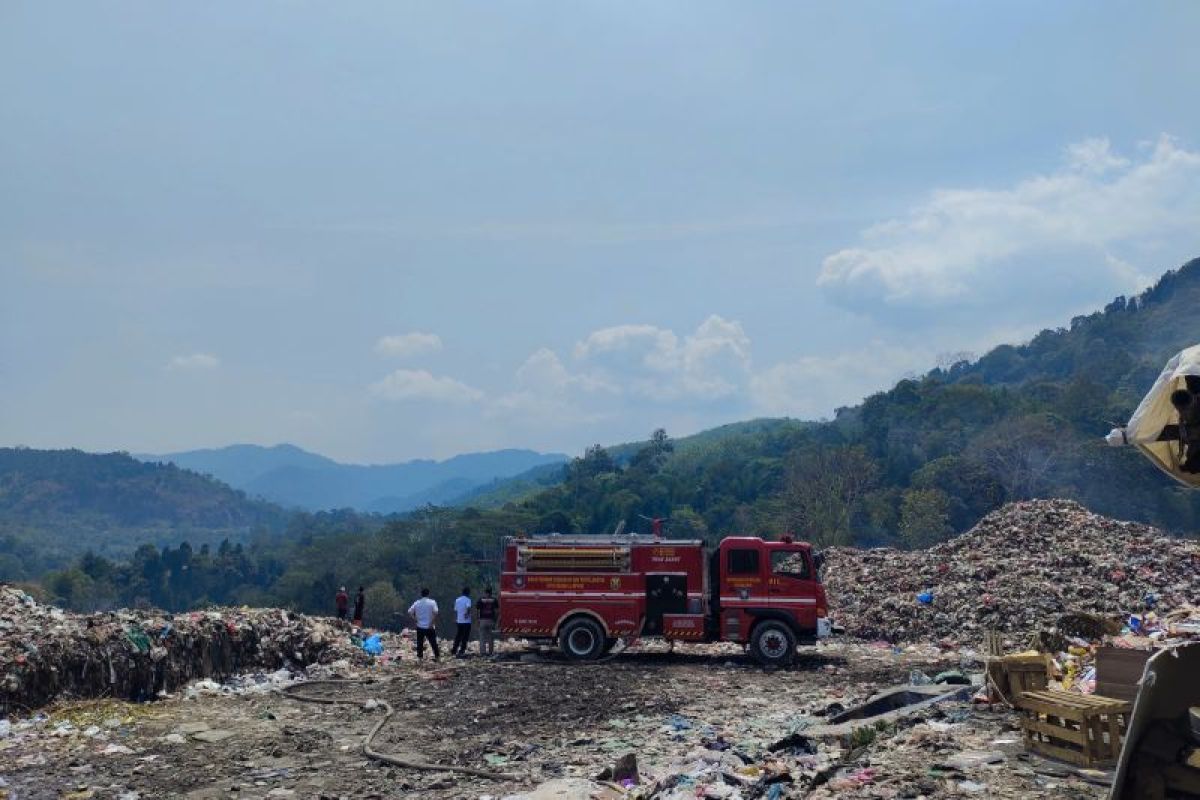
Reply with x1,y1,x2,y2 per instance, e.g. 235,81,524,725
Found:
139,444,568,512
0,448,288,579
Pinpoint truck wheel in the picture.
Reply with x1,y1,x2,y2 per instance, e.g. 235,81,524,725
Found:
603,637,618,654
560,617,605,661
750,621,796,667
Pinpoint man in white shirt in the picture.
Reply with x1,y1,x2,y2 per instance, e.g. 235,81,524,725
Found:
407,588,440,662
451,587,472,657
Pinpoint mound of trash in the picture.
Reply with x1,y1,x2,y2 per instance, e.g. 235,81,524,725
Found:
0,586,372,711
825,499,1200,643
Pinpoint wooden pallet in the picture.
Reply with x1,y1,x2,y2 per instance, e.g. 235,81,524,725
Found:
1017,689,1132,767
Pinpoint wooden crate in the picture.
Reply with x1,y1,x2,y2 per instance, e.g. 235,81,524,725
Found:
1004,653,1050,698
1017,689,1133,767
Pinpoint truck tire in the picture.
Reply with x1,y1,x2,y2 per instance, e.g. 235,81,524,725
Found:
560,617,605,661
750,620,796,667
603,637,618,654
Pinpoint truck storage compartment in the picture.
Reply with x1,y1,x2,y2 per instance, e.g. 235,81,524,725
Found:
644,573,687,635
662,613,706,640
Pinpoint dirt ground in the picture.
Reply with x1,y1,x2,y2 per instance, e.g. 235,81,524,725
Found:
0,640,1111,800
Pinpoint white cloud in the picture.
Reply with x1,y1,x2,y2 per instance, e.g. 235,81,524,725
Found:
1065,137,1130,174
572,315,752,400
751,343,933,418
818,135,1200,310
166,353,220,371
517,347,577,393
488,317,753,433
488,348,609,427
368,369,483,404
373,332,443,358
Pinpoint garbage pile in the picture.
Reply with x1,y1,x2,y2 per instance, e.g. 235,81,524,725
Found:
825,499,1200,643
0,585,373,711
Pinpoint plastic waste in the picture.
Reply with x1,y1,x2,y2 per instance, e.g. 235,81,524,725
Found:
362,634,383,655
667,714,691,731
916,591,934,605
933,670,970,685
125,627,152,653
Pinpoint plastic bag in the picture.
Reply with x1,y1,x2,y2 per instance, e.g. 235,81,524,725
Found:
362,634,383,655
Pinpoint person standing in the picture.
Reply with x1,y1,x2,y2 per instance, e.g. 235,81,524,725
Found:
407,588,439,662
451,587,472,657
476,586,499,656
335,586,349,621
352,586,366,627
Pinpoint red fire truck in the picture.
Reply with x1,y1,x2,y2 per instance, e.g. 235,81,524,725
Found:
498,531,831,666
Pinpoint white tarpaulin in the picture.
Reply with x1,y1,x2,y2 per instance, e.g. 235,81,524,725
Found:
1107,344,1200,488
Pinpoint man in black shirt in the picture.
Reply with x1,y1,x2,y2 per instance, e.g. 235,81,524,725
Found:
353,586,365,627
476,586,499,656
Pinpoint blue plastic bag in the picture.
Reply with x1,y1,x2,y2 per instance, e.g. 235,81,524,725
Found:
362,634,383,655
916,591,934,605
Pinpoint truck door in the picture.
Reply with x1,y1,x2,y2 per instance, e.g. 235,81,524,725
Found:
767,547,818,631
718,543,768,642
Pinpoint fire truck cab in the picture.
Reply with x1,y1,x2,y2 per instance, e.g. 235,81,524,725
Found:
498,532,831,666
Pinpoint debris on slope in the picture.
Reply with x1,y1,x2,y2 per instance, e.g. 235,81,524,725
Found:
0,585,372,711
825,499,1200,643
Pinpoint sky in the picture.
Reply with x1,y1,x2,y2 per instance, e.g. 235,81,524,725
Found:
2,2,1199,463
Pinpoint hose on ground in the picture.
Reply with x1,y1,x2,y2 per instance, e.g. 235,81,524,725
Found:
280,679,518,781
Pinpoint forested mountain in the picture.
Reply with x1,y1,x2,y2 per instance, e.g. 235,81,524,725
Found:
0,449,287,580
143,444,567,513
512,258,1200,545
454,419,808,509
27,257,1200,616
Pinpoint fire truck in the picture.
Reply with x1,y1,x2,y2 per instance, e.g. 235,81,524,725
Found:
498,529,831,666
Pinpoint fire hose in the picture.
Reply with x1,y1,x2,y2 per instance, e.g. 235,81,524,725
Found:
279,679,518,781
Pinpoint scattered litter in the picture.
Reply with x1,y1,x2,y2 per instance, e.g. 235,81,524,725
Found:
826,499,1200,642
0,585,386,711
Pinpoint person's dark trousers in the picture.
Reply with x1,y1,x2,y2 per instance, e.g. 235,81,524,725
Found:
416,627,440,661
336,609,347,620
452,623,471,655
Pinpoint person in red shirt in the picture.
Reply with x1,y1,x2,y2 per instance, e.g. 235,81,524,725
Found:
335,586,349,621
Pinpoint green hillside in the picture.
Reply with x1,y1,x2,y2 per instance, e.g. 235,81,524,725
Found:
28,257,1200,615
507,258,1200,544
0,449,288,580
454,418,809,510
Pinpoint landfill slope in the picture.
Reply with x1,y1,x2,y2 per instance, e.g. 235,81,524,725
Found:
825,499,1200,643
0,586,370,711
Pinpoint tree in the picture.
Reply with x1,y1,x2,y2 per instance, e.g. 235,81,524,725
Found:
780,446,879,546
569,444,617,482
967,414,1069,501
899,488,953,549
631,428,674,472
536,510,574,534
668,506,709,542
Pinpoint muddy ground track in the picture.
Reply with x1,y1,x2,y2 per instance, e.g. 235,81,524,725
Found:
4,648,957,799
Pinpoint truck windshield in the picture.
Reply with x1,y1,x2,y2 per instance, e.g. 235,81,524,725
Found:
770,550,810,580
